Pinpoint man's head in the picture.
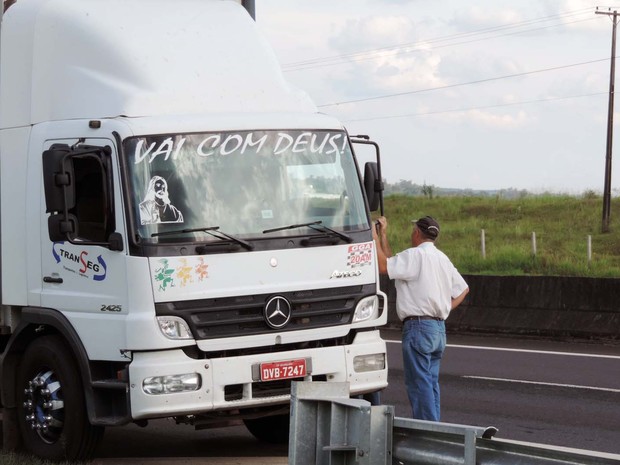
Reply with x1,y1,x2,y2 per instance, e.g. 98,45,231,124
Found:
145,175,171,204
411,216,440,245
153,178,168,200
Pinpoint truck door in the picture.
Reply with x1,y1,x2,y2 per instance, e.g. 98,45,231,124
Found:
40,138,129,361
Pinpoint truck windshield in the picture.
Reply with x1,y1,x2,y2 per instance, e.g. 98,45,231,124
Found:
123,130,370,243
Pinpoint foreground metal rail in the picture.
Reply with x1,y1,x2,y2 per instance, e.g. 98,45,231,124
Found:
290,381,620,465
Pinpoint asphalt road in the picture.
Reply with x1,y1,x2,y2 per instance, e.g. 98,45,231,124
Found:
91,330,620,462
93,420,287,464
383,329,620,455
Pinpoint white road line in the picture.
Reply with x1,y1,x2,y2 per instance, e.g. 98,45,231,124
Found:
463,376,620,393
384,339,620,360
448,344,620,360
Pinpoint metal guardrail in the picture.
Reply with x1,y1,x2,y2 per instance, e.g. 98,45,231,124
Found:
392,417,498,465
290,381,620,465
393,417,620,465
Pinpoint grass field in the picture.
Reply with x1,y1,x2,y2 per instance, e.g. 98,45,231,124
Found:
377,194,620,277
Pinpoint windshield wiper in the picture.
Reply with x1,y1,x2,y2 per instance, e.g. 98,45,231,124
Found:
308,222,353,243
263,221,352,243
209,228,254,250
151,226,254,250
263,221,322,234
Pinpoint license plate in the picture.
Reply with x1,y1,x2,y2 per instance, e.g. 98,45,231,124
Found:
260,359,307,382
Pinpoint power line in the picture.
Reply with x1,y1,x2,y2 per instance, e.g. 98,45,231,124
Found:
342,92,607,123
284,7,592,68
317,57,610,107
286,19,595,72
283,8,597,72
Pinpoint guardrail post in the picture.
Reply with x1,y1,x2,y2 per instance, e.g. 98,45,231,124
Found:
464,428,476,464
289,381,394,465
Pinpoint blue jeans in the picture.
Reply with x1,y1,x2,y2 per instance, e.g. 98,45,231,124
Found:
402,319,446,421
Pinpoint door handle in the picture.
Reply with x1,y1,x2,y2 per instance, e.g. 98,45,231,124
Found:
43,276,64,284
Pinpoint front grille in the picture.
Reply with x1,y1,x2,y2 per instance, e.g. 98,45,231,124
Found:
155,284,376,340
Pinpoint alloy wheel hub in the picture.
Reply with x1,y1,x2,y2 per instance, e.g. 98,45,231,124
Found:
23,369,65,443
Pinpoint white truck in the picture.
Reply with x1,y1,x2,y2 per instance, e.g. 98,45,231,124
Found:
0,0,388,461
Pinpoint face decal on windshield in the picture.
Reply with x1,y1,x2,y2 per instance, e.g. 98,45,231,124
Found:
139,176,184,225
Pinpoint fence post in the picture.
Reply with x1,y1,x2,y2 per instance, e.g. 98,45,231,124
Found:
531,232,537,257
481,229,486,259
587,235,592,263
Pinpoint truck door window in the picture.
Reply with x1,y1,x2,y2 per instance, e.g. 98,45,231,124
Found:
71,156,108,242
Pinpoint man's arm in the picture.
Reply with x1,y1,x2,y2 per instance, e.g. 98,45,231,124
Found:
378,219,392,258
451,287,469,310
372,217,391,275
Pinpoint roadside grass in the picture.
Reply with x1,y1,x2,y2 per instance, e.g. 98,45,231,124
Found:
378,194,620,277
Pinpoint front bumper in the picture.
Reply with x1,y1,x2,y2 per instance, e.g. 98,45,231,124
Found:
128,330,387,420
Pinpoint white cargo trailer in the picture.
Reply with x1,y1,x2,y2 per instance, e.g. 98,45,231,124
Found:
0,0,387,461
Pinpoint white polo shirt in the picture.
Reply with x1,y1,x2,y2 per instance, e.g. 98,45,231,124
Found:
386,242,468,321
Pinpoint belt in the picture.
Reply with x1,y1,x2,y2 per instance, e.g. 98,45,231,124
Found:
403,315,443,322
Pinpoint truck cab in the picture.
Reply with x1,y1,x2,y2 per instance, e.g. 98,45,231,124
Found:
0,0,387,460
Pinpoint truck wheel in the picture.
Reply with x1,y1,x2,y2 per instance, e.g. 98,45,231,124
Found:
243,413,290,444
16,335,104,461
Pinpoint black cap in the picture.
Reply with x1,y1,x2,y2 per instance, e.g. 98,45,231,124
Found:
413,216,440,239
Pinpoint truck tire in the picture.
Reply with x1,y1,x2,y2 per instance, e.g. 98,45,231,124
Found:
243,413,290,444
16,335,104,461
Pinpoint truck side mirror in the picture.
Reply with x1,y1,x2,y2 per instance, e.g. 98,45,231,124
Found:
42,144,123,251
363,162,383,212
43,144,76,213
48,214,78,242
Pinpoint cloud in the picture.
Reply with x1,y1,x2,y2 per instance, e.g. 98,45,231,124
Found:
462,108,530,128
449,5,524,30
540,0,606,32
323,15,450,98
328,15,417,53
259,0,615,191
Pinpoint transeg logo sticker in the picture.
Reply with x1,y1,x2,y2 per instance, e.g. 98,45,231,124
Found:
52,242,107,281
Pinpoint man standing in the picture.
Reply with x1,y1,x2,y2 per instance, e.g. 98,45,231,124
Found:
373,215,469,421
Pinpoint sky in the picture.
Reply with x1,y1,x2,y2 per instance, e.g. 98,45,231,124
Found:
254,0,620,193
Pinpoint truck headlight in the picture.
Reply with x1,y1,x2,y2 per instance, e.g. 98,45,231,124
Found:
157,316,193,340
352,295,379,322
143,373,202,395
353,353,386,373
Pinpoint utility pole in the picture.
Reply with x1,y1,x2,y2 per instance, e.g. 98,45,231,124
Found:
597,7,619,233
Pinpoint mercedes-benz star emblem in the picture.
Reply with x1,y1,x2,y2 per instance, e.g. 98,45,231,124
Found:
264,296,292,329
